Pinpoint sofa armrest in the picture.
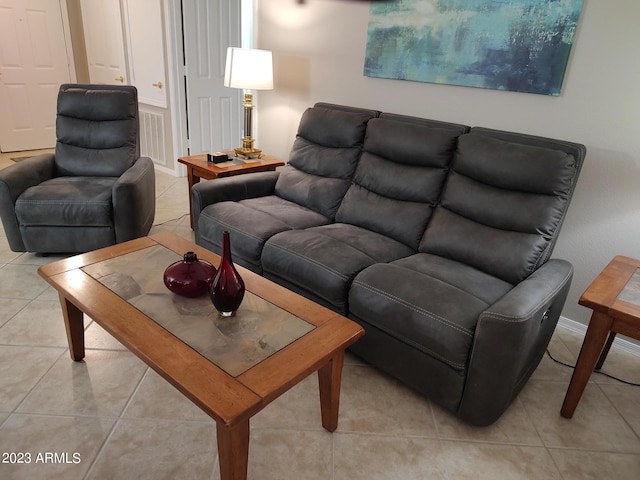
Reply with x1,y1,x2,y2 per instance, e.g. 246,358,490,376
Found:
191,171,280,231
0,154,56,251
113,156,156,242
458,259,573,425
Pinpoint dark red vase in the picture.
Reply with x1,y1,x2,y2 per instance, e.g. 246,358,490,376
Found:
209,231,245,316
163,251,216,298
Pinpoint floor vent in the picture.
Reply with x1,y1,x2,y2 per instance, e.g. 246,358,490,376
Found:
139,109,167,168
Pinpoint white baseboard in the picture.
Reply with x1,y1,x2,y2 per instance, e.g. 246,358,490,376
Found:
557,316,640,358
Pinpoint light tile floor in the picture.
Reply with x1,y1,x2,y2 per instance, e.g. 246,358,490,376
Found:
0,155,639,479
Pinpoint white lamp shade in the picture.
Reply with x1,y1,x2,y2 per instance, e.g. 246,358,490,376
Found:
224,47,274,90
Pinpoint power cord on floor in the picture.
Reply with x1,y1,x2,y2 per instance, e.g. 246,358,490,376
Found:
545,348,640,387
152,213,190,227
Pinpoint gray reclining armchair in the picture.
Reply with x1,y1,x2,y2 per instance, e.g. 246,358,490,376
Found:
0,84,155,253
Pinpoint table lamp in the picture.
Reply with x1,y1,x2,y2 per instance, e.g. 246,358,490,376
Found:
224,47,274,158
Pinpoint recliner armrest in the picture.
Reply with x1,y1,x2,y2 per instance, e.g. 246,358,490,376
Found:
0,153,56,251
113,156,156,242
458,259,573,425
191,171,280,231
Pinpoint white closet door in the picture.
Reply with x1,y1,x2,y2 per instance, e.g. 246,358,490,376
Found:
123,0,166,107
182,0,241,154
81,0,127,85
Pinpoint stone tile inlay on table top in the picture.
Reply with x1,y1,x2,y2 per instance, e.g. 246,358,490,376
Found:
81,245,315,376
617,268,640,306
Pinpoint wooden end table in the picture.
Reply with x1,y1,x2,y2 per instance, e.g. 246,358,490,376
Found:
37,232,363,480
561,256,640,418
178,151,284,228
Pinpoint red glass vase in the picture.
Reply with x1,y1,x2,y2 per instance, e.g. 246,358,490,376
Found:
209,231,245,316
163,251,216,298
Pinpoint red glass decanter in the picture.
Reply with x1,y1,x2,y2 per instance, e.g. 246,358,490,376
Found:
209,231,245,316
163,251,216,298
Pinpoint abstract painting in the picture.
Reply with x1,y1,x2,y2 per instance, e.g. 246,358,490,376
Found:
364,0,583,95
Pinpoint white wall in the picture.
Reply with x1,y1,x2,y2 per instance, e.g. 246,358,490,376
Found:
255,0,640,328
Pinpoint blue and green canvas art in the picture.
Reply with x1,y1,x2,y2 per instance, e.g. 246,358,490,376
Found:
364,0,583,95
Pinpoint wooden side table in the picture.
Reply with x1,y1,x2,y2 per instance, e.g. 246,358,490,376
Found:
178,151,284,228
561,256,640,418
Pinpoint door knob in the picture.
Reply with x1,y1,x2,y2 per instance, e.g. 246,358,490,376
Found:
152,81,163,89
114,76,124,83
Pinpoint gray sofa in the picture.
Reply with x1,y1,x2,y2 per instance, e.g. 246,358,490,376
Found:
192,103,585,426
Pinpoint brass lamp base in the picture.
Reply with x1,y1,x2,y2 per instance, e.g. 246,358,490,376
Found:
234,93,262,159
234,136,262,158
234,148,262,159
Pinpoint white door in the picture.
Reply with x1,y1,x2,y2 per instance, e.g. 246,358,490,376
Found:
80,0,127,85
182,0,241,154
0,0,73,152
123,0,166,107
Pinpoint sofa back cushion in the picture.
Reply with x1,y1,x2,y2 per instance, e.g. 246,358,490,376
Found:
55,84,140,177
275,103,379,219
335,113,469,249
420,128,585,284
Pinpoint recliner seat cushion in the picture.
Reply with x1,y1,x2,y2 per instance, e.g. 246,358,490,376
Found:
262,223,415,314
15,177,116,227
274,105,377,219
349,253,513,370
197,195,330,272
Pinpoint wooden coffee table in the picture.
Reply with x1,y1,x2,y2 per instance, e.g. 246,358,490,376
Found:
38,231,363,480
178,151,284,228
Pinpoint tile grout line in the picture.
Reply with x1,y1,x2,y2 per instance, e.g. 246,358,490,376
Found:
81,365,151,480
8,345,68,416
595,382,640,443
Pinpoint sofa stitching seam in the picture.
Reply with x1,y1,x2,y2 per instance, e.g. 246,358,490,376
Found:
241,198,326,228
304,226,381,263
373,323,466,369
202,214,264,242
481,268,572,322
16,200,111,205
395,263,502,304
266,243,349,280
353,281,473,337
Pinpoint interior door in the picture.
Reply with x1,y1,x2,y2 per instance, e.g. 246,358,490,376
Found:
182,0,241,155
80,0,127,85
123,0,166,107
0,0,73,152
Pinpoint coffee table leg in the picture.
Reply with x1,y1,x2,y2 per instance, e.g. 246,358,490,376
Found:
216,420,250,480
318,351,346,432
59,294,85,361
561,310,613,418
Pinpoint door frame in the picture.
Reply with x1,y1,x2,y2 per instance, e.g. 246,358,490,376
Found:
164,0,189,175
59,0,77,82
164,0,253,176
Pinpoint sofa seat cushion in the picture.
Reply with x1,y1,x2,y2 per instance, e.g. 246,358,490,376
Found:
15,176,116,227
197,195,330,272
349,253,513,370
262,223,415,314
